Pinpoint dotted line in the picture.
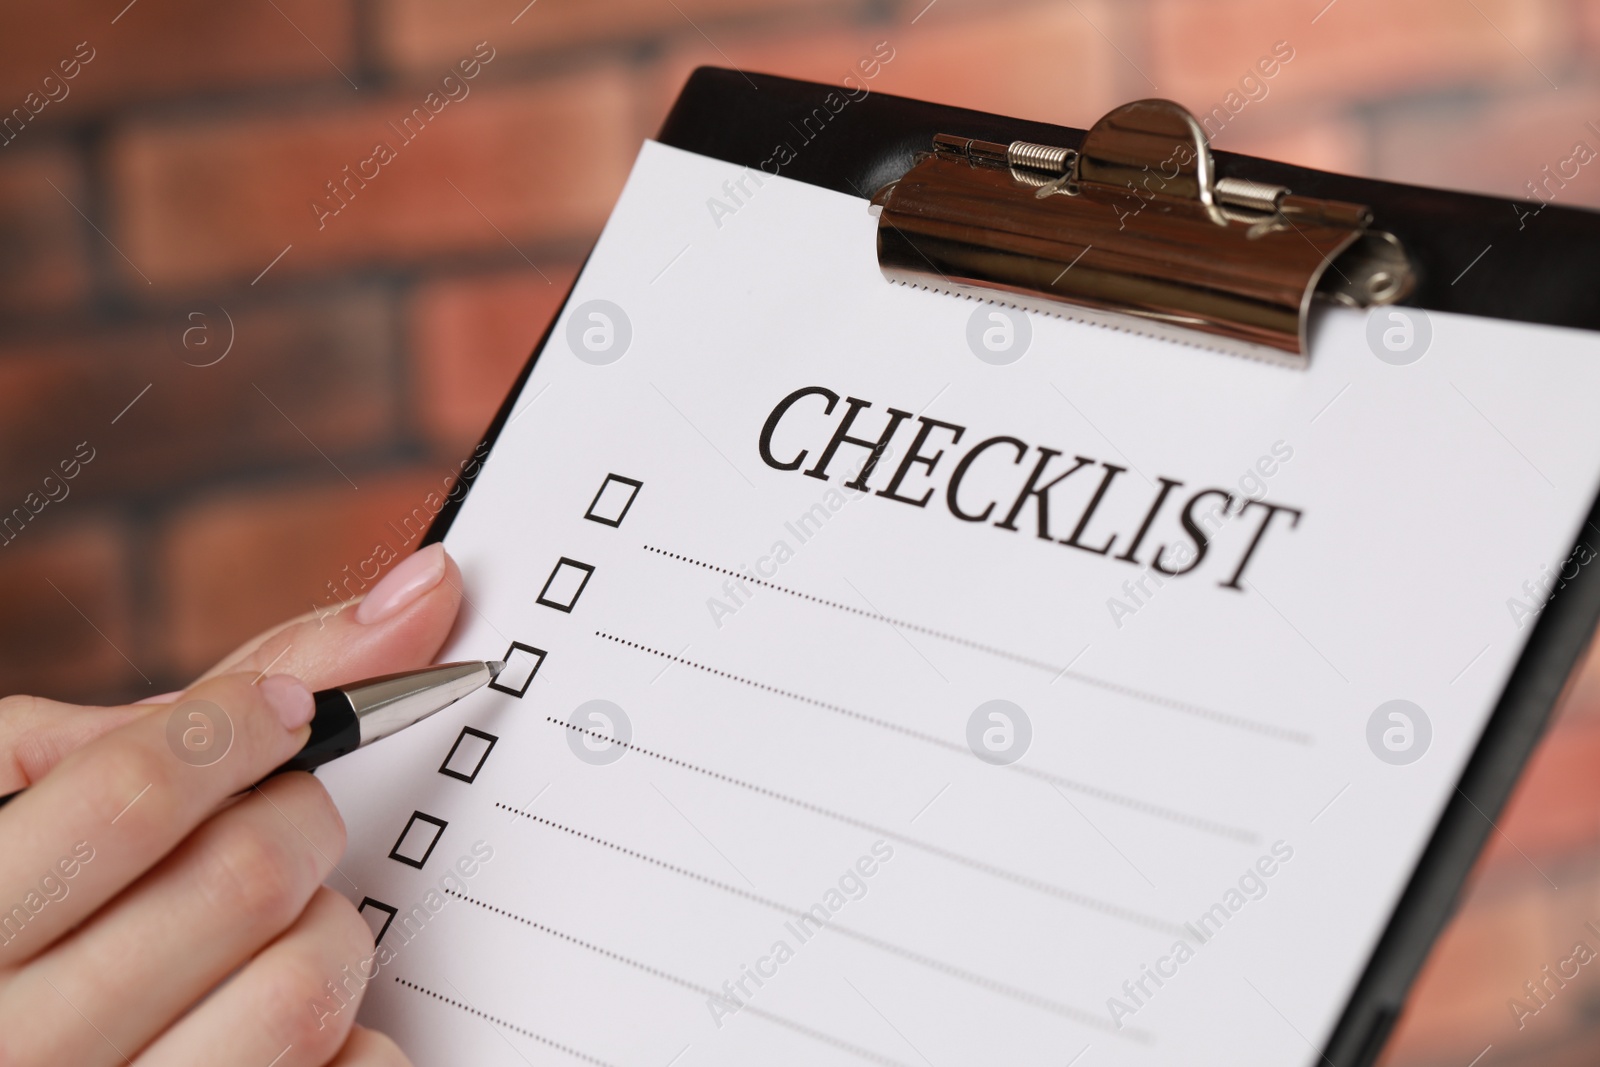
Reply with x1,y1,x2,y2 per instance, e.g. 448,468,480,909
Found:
444,890,915,1067
492,803,1125,1030
497,801,771,896
644,544,1061,669
599,630,958,745
547,718,1183,936
393,978,615,1067
642,544,1312,745
597,631,1256,842
444,890,713,997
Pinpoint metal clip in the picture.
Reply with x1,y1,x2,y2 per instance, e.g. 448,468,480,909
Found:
873,99,1415,366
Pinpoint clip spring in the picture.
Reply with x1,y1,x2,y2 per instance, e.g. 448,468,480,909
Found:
956,135,1293,217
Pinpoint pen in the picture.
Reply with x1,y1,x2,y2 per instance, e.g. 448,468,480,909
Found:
0,660,505,809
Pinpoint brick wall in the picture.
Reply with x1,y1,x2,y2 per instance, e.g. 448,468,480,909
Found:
2,0,1599,1061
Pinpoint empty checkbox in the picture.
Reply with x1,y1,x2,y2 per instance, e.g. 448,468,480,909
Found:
439,726,499,783
488,641,545,698
537,557,595,613
358,897,399,945
584,474,643,527
388,811,447,869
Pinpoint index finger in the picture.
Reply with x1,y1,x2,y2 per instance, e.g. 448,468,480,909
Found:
0,672,313,967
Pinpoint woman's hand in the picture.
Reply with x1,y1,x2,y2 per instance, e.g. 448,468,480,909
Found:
0,542,462,1066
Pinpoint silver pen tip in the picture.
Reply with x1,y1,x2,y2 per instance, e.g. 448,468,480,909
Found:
487,660,506,679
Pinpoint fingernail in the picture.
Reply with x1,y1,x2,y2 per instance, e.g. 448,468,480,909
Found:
135,690,184,705
355,543,448,625
261,675,315,730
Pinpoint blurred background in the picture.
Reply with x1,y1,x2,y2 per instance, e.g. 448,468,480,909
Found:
1,0,1598,1062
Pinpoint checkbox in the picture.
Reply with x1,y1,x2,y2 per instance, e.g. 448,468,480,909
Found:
488,641,545,698
439,726,499,783
584,474,643,527
358,897,399,945
388,811,447,870
536,557,595,613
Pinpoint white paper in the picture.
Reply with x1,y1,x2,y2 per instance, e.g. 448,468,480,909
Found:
318,141,1600,1066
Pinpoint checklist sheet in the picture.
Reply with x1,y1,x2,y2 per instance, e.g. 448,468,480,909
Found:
317,141,1600,1066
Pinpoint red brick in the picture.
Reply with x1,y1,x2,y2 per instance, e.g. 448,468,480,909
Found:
0,520,138,704
1584,0,1600,58
1370,87,1600,208
1212,112,1368,174
1477,715,1600,866
0,146,92,317
646,1,1126,140
1555,636,1600,723
409,266,578,452
0,291,399,505
1146,0,1569,121
109,72,634,289
158,469,456,677
0,1,356,123
1382,641,1600,1063
372,0,857,73
1381,873,1571,1062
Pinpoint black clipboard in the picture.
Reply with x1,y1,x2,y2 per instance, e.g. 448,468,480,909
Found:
427,68,1600,1065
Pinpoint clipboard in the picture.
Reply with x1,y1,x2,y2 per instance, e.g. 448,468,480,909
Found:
407,69,1600,1066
